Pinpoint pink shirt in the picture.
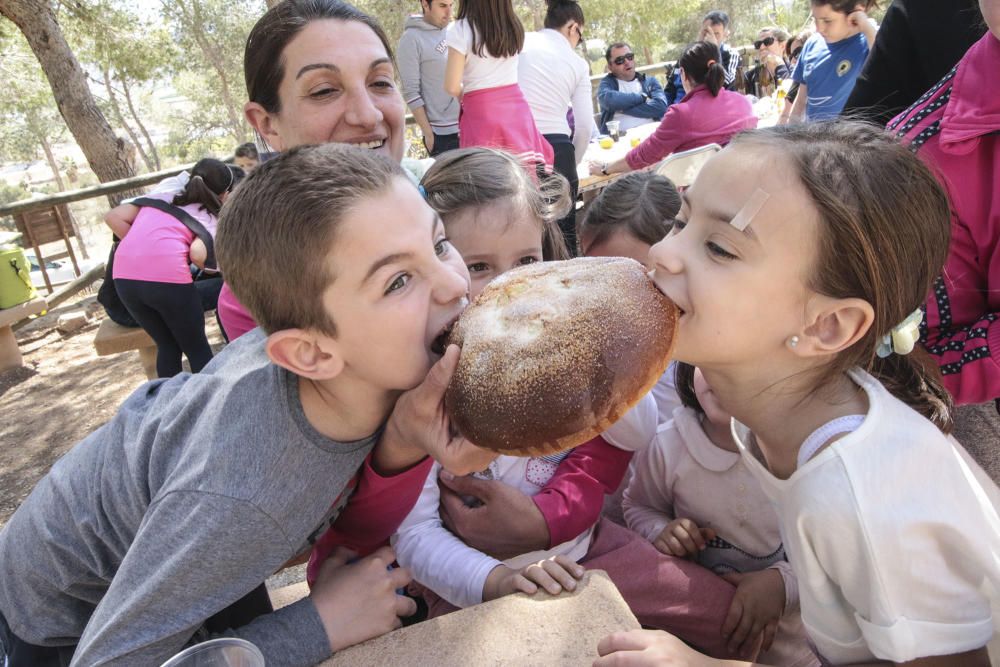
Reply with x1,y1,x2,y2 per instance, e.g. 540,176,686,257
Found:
625,85,757,171
890,34,1000,404
112,203,215,284
217,283,258,340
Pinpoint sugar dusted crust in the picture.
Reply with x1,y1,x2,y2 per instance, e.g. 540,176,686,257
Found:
446,257,679,456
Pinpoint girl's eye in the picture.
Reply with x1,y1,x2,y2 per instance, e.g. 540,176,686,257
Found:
707,242,737,260
434,238,451,257
670,219,687,234
467,262,489,273
518,256,539,266
385,273,410,294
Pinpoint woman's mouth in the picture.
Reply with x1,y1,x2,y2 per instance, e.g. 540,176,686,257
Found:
350,138,386,150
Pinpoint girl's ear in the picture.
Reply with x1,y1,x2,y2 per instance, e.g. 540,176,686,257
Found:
245,101,284,153
265,329,345,380
795,296,874,357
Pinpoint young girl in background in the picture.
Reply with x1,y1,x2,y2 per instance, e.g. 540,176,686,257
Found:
782,1,877,122
624,363,818,665
444,0,554,169
377,148,739,657
111,158,235,377
595,121,999,666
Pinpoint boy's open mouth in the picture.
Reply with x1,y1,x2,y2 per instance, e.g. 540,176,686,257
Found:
430,314,461,356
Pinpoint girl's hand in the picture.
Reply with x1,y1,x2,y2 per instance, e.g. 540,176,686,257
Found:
653,518,716,558
482,555,585,602
594,629,722,666
720,568,785,659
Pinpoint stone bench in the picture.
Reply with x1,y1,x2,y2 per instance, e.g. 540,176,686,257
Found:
93,318,157,380
272,570,640,666
0,297,48,372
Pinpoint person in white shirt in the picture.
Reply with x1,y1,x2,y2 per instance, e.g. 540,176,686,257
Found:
518,0,593,253
624,363,819,666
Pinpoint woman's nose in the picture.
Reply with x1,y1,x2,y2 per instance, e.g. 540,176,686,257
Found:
343,89,383,129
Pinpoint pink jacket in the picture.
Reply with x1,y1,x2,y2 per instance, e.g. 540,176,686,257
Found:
889,33,1000,405
625,85,757,171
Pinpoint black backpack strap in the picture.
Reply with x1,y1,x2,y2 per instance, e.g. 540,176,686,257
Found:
132,197,217,271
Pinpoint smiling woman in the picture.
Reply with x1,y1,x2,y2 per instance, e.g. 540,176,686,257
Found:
217,0,409,340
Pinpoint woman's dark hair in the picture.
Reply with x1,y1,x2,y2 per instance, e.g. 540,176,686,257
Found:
810,0,879,13
732,121,953,432
244,0,393,116
579,172,679,253
679,41,726,96
457,0,524,58
544,0,584,30
173,158,235,217
674,363,702,413
229,165,247,189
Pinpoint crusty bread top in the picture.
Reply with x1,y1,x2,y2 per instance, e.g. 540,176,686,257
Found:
446,257,679,455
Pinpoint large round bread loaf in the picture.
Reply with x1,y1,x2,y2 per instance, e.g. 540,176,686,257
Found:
446,257,679,456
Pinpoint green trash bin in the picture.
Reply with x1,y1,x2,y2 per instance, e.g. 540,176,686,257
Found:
0,245,37,310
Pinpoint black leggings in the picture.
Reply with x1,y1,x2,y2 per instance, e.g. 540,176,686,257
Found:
543,133,580,256
115,278,213,377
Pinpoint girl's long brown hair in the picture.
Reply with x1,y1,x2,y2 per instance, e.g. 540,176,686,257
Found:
732,121,953,432
456,0,524,58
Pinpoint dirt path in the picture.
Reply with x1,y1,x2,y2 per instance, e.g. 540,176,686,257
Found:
0,292,225,527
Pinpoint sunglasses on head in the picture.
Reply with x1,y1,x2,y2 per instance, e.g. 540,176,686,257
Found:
613,52,635,66
754,36,776,49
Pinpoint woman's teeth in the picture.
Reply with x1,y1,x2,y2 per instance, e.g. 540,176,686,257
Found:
353,139,385,149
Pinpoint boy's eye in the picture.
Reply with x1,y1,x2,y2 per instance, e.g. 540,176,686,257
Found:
707,242,737,260
518,256,539,266
434,238,451,256
467,262,489,273
385,273,410,294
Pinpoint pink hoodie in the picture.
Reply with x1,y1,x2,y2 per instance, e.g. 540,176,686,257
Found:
625,85,757,171
889,33,1000,405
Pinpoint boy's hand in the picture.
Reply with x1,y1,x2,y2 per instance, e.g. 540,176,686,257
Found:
381,345,497,476
594,629,722,666
720,568,785,659
310,546,415,653
482,556,585,602
652,518,716,558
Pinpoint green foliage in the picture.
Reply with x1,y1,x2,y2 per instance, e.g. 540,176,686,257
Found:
0,35,67,165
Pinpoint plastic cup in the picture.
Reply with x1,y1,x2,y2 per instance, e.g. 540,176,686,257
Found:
160,638,265,667
606,120,621,142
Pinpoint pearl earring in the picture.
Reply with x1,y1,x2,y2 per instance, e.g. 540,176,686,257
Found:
789,335,799,349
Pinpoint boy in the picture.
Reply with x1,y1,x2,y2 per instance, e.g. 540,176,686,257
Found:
0,144,490,666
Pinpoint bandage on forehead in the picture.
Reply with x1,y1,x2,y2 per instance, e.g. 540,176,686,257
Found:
729,188,770,231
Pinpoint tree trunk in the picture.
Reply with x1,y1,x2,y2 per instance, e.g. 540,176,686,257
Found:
122,78,161,170
104,67,154,172
37,132,66,192
264,0,280,7
0,0,138,206
175,0,246,144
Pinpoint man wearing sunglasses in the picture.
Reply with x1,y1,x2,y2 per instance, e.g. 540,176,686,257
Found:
597,42,668,135
746,27,791,96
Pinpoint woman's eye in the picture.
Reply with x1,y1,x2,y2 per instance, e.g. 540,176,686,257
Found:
371,79,395,90
707,242,737,260
518,256,539,266
385,274,410,294
467,262,489,273
434,238,451,256
309,87,337,99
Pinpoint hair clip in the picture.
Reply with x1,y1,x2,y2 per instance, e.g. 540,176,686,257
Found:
875,309,923,358
418,184,428,200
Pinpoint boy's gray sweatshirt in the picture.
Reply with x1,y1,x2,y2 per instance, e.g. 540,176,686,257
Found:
0,329,375,666
396,15,459,135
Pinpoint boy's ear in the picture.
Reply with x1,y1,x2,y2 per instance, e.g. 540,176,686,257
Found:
265,329,344,380
795,296,874,357
244,101,283,153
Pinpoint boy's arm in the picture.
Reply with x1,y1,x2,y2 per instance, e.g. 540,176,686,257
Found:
597,76,645,114
532,436,633,547
392,466,503,609
73,491,332,667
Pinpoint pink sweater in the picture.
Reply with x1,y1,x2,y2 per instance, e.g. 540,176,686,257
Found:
625,85,757,171
889,34,1000,404
112,203,214,284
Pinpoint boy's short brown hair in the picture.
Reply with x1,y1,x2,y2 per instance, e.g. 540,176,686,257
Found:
216,143,406,335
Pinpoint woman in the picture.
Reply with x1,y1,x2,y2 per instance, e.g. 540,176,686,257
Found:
745,26,790,97
517,0,592,252
592,42,757,176
217,0,408,340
